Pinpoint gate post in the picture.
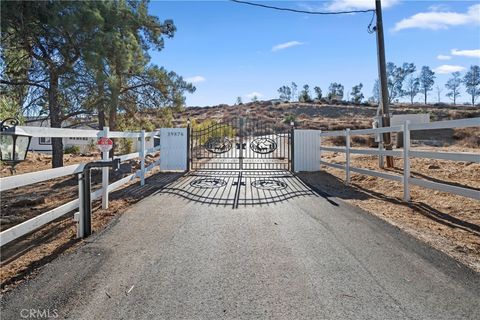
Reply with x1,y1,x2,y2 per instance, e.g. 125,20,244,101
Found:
403,120,411,202
319,130,322,170
186,119,191,172
290,121,295,172
76,172,85,239
101,126,109,209
140,130,146,186
345,129,351,185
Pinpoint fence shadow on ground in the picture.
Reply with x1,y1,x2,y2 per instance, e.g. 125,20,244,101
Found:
158,170,338,208
296,171,480,237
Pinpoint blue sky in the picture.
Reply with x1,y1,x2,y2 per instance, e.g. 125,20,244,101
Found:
149,1,480,106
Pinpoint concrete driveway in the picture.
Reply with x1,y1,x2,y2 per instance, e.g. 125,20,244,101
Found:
1,171,479,319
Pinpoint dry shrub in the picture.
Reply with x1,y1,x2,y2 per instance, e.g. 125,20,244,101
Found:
327,136,346,146
455,132,480,148
351,135,369,147
328,123,347,131
453,128,480,147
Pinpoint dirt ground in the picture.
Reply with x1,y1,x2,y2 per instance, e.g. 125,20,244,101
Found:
298,145,480,272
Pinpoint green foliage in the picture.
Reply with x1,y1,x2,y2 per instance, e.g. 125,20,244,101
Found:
236,96,243,105
386,62,416,104
445,72,462,105
190,119,235,145
299,84,312,102
328,82,344,100
278,86,292,101
314,86,322,100
419,66,436,104
283,114,296,125
64,145,81,154
404,75,420,104
350,83,364,104
370,79,380,103
0,96,24,121
290,82,298,101
1,0,195,166
463,65,480,106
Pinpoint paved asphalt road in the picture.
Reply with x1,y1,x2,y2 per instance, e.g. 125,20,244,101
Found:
1,171,479,319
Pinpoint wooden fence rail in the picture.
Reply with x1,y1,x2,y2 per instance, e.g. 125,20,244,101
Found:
0,126,161,247
318,117,480,201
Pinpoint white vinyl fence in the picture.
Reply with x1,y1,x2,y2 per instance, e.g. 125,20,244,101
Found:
317,117,480,201
0,126,163,247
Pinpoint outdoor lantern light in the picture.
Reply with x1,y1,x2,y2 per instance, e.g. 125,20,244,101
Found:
0,118,32,169
187,118,191,126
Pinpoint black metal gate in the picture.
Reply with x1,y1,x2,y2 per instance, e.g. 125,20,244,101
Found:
190,118,291,170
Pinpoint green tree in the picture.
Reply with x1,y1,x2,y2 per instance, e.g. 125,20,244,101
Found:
370,79,380,103
299,84,312,102
236,96,243,105
386,62,416,104
314,86,322,99
404,75,420,105
83,1,193,134
419,66,435,104
463,65,480,106
277,86,291,101
0,96,24,121
1,1,103,167
445,72,461,105
328,82,344,100
283,114,296,125
290,82,298,101
350,83,364,104
251,95,259,102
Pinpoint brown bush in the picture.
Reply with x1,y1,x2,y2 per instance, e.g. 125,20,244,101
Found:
327,136,346,146
453,128,480,148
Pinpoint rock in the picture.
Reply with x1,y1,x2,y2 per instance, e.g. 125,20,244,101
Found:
428,164,441,170
11,196,45,207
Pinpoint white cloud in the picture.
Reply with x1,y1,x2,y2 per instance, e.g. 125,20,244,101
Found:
185,76,206,83
393,4,480,31
451,49,480,58
271,41,304,52
437,55,452,60
433,65,466,74
325,0,399,11
245,92,263,99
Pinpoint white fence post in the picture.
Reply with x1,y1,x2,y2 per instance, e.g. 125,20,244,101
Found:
378,141,384,168
319,130,322,170
101,126,109,209
76,173,84,238
140,130,146,186
403,120,411,202
345,129,351,185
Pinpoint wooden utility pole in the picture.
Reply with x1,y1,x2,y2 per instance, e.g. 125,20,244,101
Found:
375,0,394,167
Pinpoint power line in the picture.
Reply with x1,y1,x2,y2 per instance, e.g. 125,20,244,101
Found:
230,0,375,15
367,11,377,33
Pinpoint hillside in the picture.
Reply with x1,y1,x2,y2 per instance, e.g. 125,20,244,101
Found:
174,101,479,147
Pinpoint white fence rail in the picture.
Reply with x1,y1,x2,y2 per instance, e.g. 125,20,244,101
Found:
0,126,163,247
317,117,480,201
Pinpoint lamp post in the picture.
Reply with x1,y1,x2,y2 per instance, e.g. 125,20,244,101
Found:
0,118,32,172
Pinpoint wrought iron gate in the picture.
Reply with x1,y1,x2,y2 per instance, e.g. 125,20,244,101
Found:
190,118,292,170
